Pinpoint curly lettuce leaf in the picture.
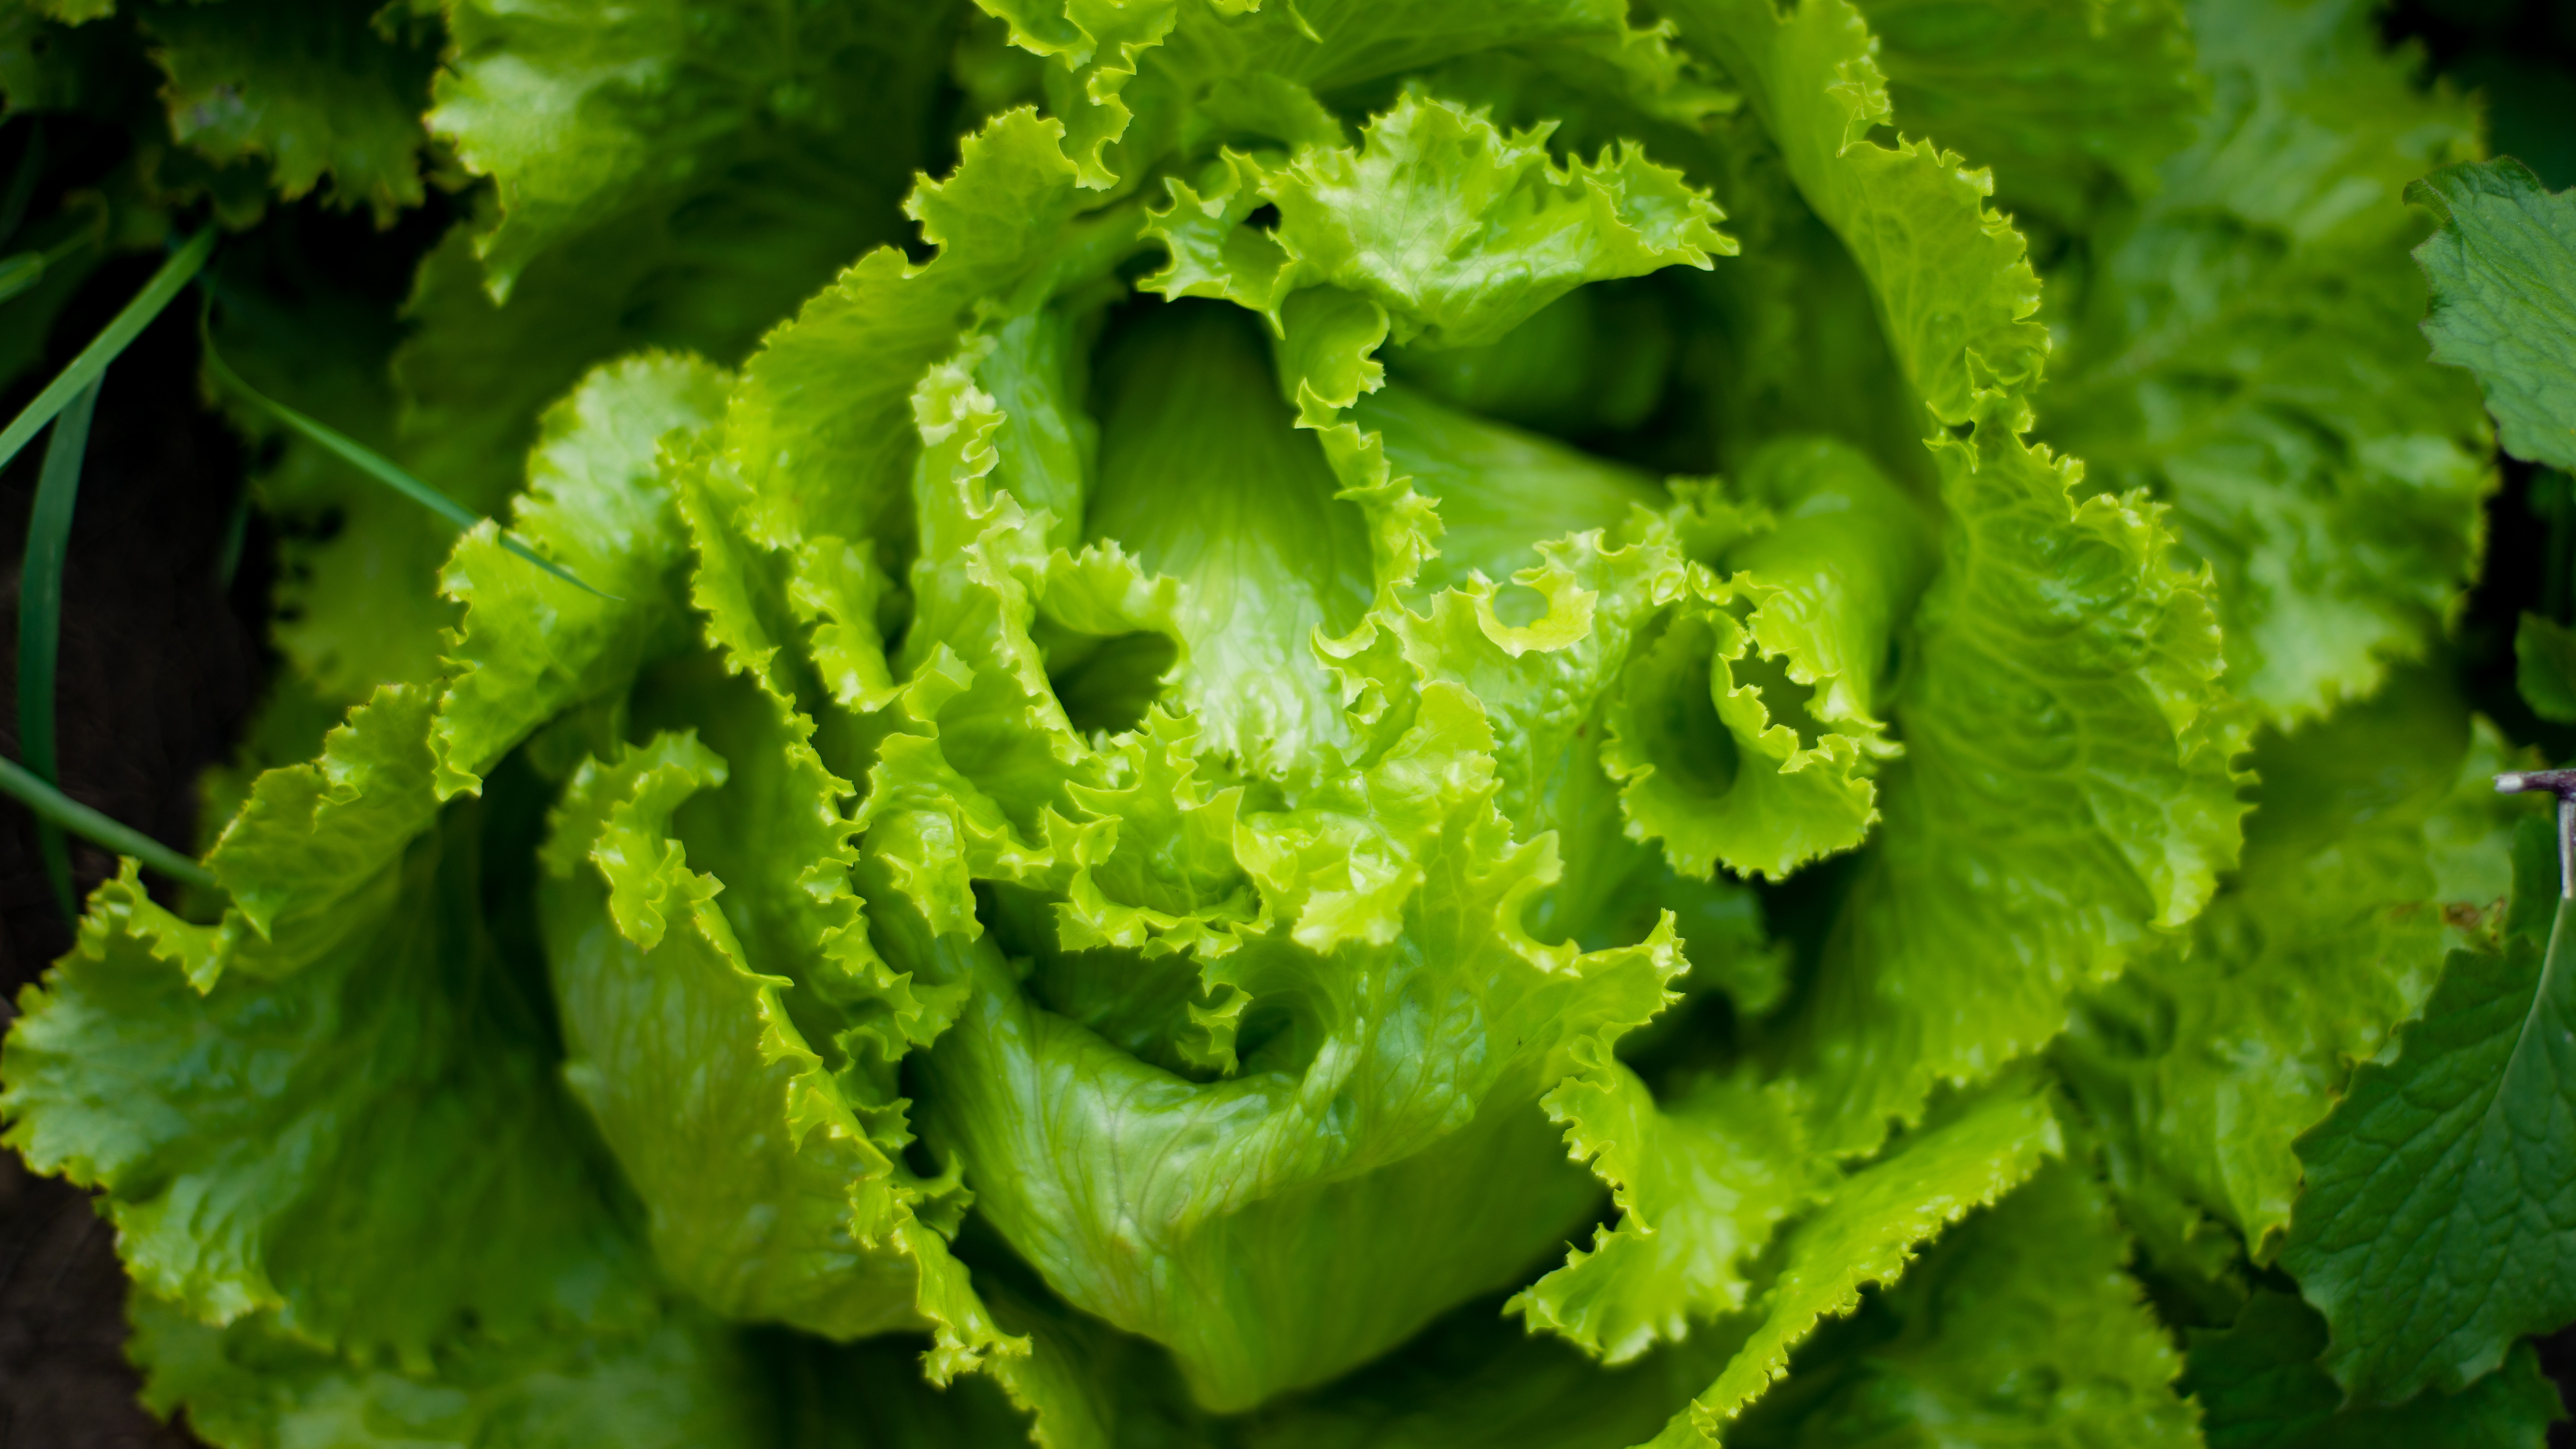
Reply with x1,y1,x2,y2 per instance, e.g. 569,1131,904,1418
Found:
1602,438,1934,882
1637,1072,2061,1447
2057,672,2529,1270
1145,92,1733,349
1724,1162,2197,1449
2410,157,2576,473
433,351,728,798
141,0,440,222
130,1292,775,1449
2279,895,2576,1404
1658,0,2243,1155
2035,0,2491,722
534,732,991,1349
0,785,655,1362
1506,1048,1823,1365
873,689,1686,1407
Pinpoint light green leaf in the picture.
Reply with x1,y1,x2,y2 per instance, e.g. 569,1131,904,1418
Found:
1507,1047,1822,1365
2411,156,2576,473
433,352,728,798
535,733,988,1348
1083,297,1373,775
1139,93,1731,353
1256,92,1734,348
1601,437,1934,882
872,684,1686,1409
2280,896,2576,1403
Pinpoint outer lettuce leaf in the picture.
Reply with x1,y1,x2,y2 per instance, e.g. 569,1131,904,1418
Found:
242,0,971,703
2279,895,2576,1403
1664,0,2047,426
1635,1073,2061,1447
1506,1048,1822,1366
427,0,962,304
2057,673,2529,1270
2410,157,2576,473
1856,0,2203,241
130,1293,775,1449
433,352,728,797
2035,0,2491,722
2184,1291,2564,1449
0,784,654,1362
140,0,441,222
1725,1162,2197,1449
534,732,990,1349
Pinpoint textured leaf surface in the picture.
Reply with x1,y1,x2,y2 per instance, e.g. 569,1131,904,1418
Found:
1726,1163,2197,1449
2280,897,2576,1402
1857,0,2203,239
2037,0,2491,722
0,798,652,1361
1642,1075,2061,1445
2412,157,2576,473
2057,673,2528,1267
142,0,438,221
2185,1291,2563,1449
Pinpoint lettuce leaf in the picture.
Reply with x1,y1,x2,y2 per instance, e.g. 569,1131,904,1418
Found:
2036,0,2491,723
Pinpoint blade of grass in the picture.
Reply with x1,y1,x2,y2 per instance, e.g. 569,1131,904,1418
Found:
198,301,615,599
0,228,214,475
0,751,213,890
20,375,97,919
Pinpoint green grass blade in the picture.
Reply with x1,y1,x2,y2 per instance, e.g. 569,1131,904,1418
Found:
0,229,213,476
20,375,97,918
0,751,213,890
198,307,616,600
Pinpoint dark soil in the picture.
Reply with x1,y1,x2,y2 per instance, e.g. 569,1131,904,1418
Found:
0,253,260,1449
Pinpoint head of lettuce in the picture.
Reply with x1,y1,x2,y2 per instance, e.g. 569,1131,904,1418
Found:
2,2,2289,1447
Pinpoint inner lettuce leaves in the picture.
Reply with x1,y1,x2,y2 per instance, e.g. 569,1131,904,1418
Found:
0,0,2537,1446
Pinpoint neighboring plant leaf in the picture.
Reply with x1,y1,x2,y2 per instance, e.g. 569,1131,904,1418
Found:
2412,156,2576,473
2281,897,2576,1402
2185,1290,2563,1449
